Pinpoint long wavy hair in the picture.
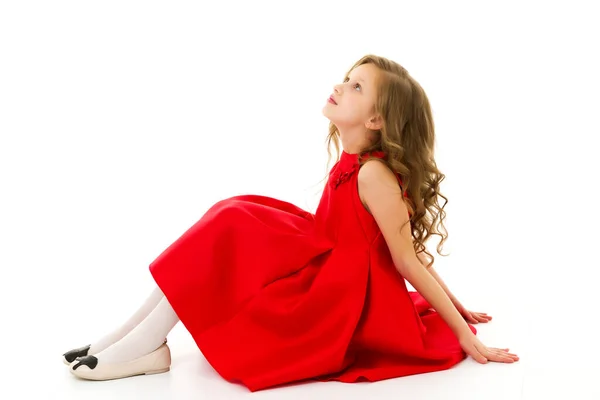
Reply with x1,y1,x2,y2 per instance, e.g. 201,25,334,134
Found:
324,54,449,269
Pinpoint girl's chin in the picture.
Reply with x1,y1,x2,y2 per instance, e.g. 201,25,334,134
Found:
322,108,339,123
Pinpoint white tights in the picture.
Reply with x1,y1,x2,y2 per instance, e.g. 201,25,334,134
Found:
88,286,180,364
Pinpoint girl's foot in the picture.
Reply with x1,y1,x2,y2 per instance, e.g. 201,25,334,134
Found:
62,338,167,365
69,343,171,380
68,296,178,373
62,286,166,365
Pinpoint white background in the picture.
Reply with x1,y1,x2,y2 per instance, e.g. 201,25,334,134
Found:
1,1,598,399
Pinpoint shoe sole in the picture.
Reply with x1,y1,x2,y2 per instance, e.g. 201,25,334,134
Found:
72,366,170,380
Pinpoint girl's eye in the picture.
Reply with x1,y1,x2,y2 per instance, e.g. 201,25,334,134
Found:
343,78,361,91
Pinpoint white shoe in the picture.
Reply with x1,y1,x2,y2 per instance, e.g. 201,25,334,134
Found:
69,343,171,380
62,338,167,365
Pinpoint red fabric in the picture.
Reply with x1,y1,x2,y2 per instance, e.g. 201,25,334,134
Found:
149,150,476,392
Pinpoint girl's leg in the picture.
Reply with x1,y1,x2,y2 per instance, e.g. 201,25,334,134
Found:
89,296,179,364
88,285,165,354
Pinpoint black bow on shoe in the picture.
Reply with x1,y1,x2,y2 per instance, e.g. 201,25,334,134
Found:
72,355,98,370
63,345,91,363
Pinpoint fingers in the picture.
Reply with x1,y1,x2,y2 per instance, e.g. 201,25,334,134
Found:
470,339,519,364
488,352,518,363
473,313,492,323
485,348,520,362
466,314,479,324
463,311,492,324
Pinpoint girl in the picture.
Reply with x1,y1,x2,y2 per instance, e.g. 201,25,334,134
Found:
63,54,519,392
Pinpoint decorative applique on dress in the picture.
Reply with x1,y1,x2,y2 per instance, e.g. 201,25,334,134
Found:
330,150,385,190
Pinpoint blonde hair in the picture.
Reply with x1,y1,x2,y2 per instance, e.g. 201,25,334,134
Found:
324,54,449,269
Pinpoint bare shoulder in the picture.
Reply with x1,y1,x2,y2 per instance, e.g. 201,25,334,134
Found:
357,159,406,214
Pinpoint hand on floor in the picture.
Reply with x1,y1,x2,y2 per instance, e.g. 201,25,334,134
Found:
454,301,492,324
459,332,519,364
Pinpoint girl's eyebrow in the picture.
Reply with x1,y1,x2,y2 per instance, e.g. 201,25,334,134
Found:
347,75,366,83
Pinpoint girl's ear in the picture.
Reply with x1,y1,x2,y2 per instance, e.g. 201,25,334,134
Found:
366,115,383,131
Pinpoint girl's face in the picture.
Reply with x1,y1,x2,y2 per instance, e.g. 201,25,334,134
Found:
322,63,381,130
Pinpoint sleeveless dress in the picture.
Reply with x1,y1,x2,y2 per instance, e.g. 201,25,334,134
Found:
149,149,477,392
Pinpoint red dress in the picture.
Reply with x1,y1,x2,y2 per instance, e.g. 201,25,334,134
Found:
149,150,477,392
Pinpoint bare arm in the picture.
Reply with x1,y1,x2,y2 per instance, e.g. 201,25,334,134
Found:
358,161,472,339
416,252,459,305
358,160,519,364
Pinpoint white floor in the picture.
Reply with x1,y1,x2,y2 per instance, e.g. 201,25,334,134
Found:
2,264,597,400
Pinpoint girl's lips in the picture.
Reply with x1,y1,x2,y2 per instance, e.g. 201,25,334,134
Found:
328,96,337,104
